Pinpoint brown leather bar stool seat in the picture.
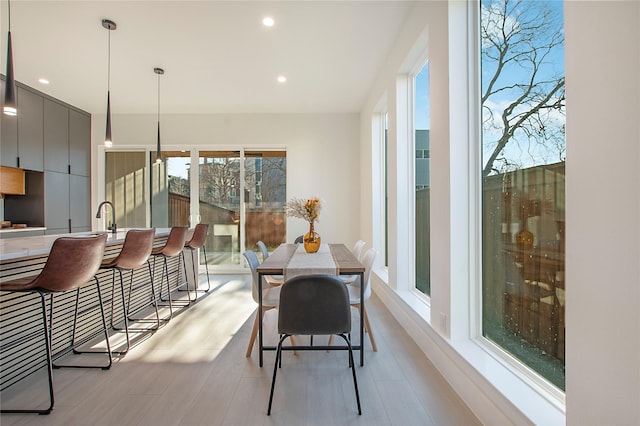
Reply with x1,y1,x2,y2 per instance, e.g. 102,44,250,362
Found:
0,234,108,415
98,228,155,354
151,226,189,318
184,223,211,300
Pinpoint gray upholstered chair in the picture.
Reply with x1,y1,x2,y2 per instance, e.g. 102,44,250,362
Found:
267,274,361,416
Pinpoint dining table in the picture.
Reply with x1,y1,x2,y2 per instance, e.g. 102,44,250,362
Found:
256,243,366,367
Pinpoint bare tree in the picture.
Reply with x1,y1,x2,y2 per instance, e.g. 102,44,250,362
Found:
481,0,565,177
199,157,240,209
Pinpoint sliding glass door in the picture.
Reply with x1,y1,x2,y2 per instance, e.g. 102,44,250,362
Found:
197,151,241,266
108,148,286,269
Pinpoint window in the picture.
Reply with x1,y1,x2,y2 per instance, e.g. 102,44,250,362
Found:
384,112,389,267
105,151,147,229
414,62,430,296
480,0,565,390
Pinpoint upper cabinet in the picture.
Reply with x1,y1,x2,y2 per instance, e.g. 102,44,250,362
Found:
16,87,44,171
44,99,69,173
1,78,91,177
69,109,91,177
0,81,18,167
1,80,44,171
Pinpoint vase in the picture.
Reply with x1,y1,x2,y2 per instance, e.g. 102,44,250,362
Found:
303,222,321,253
515,227,534,250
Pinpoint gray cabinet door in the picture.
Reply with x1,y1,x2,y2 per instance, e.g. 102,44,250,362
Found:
70,174,91,231
44,99,69,173
69,109,91,177
16,87,44,171
1,79,18,167
44,171,70,234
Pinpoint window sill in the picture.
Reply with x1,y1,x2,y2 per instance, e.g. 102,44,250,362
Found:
371,270,566,425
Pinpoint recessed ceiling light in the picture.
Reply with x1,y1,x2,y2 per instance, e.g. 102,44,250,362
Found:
277,76,287,83
38,78,50,85
262,17,275,27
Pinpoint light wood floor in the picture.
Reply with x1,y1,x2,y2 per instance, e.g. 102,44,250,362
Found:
0,274,480,426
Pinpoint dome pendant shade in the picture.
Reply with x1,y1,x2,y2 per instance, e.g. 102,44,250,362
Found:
3,31,17,116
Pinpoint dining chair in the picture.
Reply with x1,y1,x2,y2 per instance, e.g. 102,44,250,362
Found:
293,235,304,244
243,250,295,357
98,228,155,354
267,274,361,416
184,223,211,297
351,240,366,261
331,247,379,352
0,234,109,415
256,240,284,286
340,240,366,285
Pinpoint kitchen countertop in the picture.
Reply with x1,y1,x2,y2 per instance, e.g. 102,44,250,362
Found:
0,226,47,234
0,228,171,262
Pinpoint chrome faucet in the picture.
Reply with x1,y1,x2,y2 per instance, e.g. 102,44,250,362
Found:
96,201,117,234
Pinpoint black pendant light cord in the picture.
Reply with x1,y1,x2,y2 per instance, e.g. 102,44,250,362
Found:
7,0,11,31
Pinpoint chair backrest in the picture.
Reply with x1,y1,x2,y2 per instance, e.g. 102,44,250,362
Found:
32,234,108,292
353,248,378,301
159,226,188,257
293,235,304,244
114,228,155,270
256,241,269,262
186,223,208,249
351,240,366,260
278,274,351,336
243,250,261,303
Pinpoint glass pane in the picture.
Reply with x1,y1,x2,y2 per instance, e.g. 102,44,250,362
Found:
244,151,287,254
384,112,389,267
151,150,191,228
480,0,565,390
105,151,147,229
198,151,241,266
415,63,430,296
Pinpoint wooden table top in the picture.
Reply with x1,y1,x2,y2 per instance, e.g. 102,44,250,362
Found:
256,243,365,275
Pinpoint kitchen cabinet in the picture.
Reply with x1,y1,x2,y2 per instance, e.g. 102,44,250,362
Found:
70,175,91,232
44,171,70,235
0,80,18,168
69,109,91,177
1,79,91,235
16,87,44,171
0,82,44,171
43,99,69,174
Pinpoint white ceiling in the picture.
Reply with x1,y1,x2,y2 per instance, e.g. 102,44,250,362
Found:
1,1,415,115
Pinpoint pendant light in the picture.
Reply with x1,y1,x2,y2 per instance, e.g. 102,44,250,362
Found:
154,67,164,163
3,0,17,116
102,19,116,147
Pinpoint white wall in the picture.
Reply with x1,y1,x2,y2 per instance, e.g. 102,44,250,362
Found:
565,1,640,424
91,113,361,246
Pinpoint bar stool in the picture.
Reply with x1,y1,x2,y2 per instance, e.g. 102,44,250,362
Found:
0,234,108,415
98,228,155,354
151,226,189,318
184,223,211,300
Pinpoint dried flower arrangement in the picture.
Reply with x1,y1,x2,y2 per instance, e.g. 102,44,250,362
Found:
285,196,322,223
